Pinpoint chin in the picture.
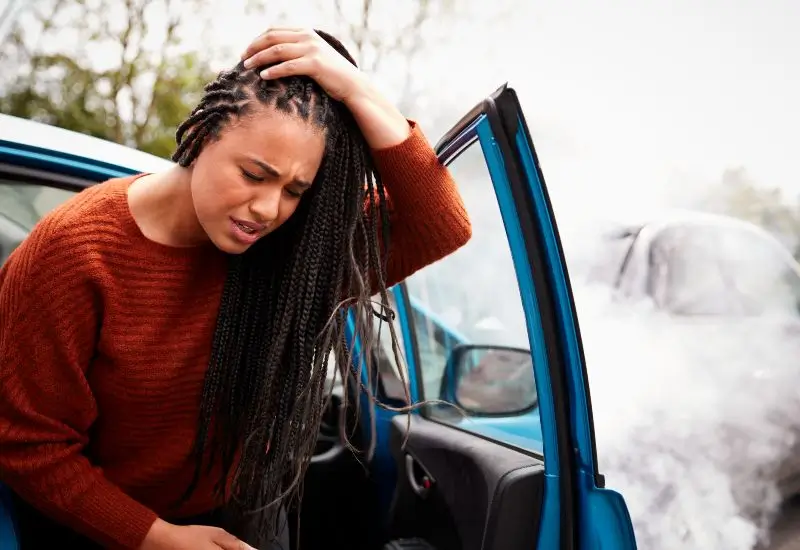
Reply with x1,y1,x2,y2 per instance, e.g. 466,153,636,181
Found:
221,246,250,255
210,235,253,255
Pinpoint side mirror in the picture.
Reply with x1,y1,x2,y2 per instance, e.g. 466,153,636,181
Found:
441,344,537,416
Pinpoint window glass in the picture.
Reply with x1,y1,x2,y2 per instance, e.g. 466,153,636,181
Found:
402,141,542,454
0,181,76,232
373,292,410,402
0,181,77,265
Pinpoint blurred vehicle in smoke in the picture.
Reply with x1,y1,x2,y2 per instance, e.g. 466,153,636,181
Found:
589,210,800,502
593,210,800,318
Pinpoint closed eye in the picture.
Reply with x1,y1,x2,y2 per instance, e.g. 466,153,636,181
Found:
241,169,264,182
285,188,303,198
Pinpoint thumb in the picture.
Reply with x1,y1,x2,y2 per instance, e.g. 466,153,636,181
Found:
212,530,257,550
215,540,257,550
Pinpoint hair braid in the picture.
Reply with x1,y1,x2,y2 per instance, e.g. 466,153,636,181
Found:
172,30,410,546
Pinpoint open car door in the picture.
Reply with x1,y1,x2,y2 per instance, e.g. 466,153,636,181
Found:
381,84,638,549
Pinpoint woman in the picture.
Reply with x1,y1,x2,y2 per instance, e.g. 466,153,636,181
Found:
0,28,470,550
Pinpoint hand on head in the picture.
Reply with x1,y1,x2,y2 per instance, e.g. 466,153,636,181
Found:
240,27,366,102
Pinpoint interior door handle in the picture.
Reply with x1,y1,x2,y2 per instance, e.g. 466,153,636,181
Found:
405,454,434,498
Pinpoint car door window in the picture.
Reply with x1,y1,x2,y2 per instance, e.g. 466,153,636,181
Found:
0,181,76,232
0,180,78,266
402,140,541,453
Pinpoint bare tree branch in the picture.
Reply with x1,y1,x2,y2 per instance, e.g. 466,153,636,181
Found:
0,0,21,30
135,0,181,144
309,0,458,112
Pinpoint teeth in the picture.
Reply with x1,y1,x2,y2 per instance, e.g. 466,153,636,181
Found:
236,221,256,234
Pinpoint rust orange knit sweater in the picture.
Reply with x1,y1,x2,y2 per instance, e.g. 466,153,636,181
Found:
0,123,471,549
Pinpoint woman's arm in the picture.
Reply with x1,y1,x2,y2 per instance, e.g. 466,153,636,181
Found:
0,219,158,549
341,78,411,150
241,28,473,287
369,121,472,288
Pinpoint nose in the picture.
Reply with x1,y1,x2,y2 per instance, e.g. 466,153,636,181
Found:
248,186,281,224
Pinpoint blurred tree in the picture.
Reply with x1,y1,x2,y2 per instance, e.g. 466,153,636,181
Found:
0,0,218,158
305,0,517,130
244,0,463,117
324,0,457,115
701,166,800,253
0,0,24,35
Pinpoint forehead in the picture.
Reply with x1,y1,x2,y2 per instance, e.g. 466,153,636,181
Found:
218,106,326,162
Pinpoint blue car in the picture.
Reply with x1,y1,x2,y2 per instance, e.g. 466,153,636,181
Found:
0,84,637,549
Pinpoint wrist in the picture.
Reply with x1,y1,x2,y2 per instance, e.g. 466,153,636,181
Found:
139,518,172,550
341,74,380,110
342,81,411,150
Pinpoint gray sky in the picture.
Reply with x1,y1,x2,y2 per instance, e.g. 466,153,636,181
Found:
208,0,799,227
7,0,799,224
450,0,800,226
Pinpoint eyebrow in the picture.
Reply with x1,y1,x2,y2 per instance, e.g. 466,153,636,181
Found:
248,158,313,189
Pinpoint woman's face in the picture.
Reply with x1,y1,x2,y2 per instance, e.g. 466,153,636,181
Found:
189,107,326,254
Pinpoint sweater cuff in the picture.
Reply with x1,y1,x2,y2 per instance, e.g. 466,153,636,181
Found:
87,478,159,549
370,120,453,210
370,119,425,171
39,475,159,549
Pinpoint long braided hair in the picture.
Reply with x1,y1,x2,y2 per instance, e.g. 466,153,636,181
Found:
171,31,404,544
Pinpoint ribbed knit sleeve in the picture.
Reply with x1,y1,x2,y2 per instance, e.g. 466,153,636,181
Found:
0,210,158,549
371,120,472,288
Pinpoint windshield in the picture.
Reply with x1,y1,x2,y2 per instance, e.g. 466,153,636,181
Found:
648,223,800,317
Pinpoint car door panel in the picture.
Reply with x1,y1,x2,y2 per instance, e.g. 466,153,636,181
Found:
386,86,566,549
498,88,637,548
388,415,543,550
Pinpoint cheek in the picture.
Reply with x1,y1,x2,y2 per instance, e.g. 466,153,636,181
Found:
191,163,251,216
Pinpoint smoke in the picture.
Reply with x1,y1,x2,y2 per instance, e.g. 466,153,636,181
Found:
574,277,800,549
422,70,800,545
487,3,800,542
541,137,800,548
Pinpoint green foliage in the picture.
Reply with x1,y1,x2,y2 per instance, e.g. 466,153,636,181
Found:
0,0,218,159
0,0,450,156
699,166,800,254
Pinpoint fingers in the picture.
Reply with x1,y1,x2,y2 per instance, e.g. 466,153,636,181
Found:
258,56,320,81
241,28,313,60
242,42,311,73
211,528,256,550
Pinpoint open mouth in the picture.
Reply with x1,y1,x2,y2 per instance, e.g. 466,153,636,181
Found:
234,220,257,235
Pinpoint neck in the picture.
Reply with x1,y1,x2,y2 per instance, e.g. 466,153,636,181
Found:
128,165,209,248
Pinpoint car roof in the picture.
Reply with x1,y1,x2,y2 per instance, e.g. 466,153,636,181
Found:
0,113,173,175
637,209,784,241
606,208,784,240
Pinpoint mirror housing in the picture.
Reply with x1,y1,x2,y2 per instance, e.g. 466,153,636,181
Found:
441,344,537,416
